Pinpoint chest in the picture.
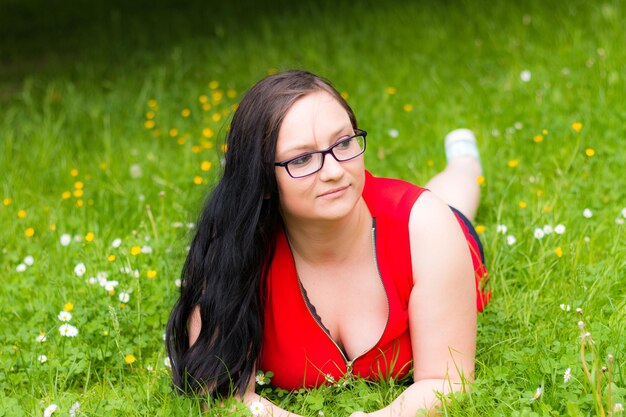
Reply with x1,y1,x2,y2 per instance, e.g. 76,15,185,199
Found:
296,235,389,361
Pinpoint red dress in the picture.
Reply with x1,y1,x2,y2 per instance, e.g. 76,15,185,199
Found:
258,171,490,390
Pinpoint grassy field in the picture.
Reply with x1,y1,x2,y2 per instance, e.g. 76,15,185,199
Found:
1,0,625,415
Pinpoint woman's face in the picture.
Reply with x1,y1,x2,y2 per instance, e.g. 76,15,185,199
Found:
274,90,365,225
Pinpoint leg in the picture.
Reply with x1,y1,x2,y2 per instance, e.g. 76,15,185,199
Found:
425,129,482,222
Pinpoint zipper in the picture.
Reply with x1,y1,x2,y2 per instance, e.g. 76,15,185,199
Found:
295,218,390,378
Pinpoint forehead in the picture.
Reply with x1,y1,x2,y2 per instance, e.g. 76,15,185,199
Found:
277,91,352,150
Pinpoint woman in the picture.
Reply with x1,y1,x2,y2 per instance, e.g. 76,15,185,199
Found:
166,70,490,416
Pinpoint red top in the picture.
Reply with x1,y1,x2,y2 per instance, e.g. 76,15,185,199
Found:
258,171,490,390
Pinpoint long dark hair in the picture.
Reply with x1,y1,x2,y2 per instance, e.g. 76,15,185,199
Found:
165,70,358,397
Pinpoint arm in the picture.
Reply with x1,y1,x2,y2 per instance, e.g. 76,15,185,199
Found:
354,191,477,417
188,307,306,417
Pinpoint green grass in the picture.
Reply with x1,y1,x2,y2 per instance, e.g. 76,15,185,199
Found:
1,0,625,415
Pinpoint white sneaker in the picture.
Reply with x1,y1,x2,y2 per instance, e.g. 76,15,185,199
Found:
444,128,480,162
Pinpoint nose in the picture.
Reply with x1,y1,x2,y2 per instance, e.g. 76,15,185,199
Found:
318,151,344,181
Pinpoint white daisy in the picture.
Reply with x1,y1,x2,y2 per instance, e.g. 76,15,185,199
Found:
69,402,81,417
38,355,48,363
36,333,47,343
249,401,265,416
44,404,58,417
58,311,72,322
520,70,531,82
74,263,86,277
583,208,593,218
141,245,153,254
119,292,130,303
542,225,553,234
60,234,72,246
175,278,182,287
16,263,27,272
506,235,517,245
388,129,399,138
615,403,624,412
164,357,172,368
533,228,545,239
559,304,571,311
111,238,122,248
531,387,543,401
97,271,108,280
24,255,34,266
129,164,142,179
59,324,79,337
563,367,571,383
622,208,626,218
104,280,119,292
496,224,508,234
616,218,624,225
554,224,566,234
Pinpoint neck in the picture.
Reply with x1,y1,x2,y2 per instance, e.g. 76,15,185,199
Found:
282,198,372,265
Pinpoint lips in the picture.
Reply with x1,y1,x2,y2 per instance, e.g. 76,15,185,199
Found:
318,185,349,198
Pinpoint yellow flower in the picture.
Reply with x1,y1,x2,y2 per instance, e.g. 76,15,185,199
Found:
519,201,528,209
144,120,155,129
572,122,583,133
543,204,552,212
62,191,71,199
85,232,94,242
2,197,12,206
181,108,191,118
131,246,141,256
227,89,237,98
201,161,212,171
555,247,563,257
73,189,83,198
177,138,186,145
475,225,486,234
99,162,108,170
209,80,219,90
74,181,84,190
70,168,79,177
542,129,548,135
147,270,157,278
476,175,485,186
202,103,211,111
76,199,84,207
212,91,223,103
211,113,221,122
199,95,208,104
193,176,203,185
103,331,109,336
340,92,349,100
426,160,434,167
191,145,202,154
18,210,26,218
50,224,56,231
221,144,228,153
63,302,74,312
169,128,179,137
267,68,277,75
585,148,595,157
507,159,519,168
202,128,214,138
148,99,158,108
533,134,543,143
386,86,397,95
124,354,137,364
108,254,116,262
201,140,214,149
536,189,543,197
403,104,413,112
25,227,35,237
146,111,155,119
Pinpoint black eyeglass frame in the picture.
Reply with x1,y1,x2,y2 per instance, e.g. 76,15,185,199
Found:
274,129,367,178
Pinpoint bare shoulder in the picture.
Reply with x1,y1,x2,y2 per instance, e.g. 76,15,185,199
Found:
408,191,473,286
189,306,202,346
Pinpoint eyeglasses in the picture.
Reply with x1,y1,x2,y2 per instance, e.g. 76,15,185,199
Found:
275,129,367,178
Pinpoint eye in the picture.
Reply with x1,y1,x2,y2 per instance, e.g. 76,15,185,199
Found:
289,154,313,166
335,137,354,150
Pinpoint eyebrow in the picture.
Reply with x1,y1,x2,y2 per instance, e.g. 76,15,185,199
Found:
281,125,353,155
